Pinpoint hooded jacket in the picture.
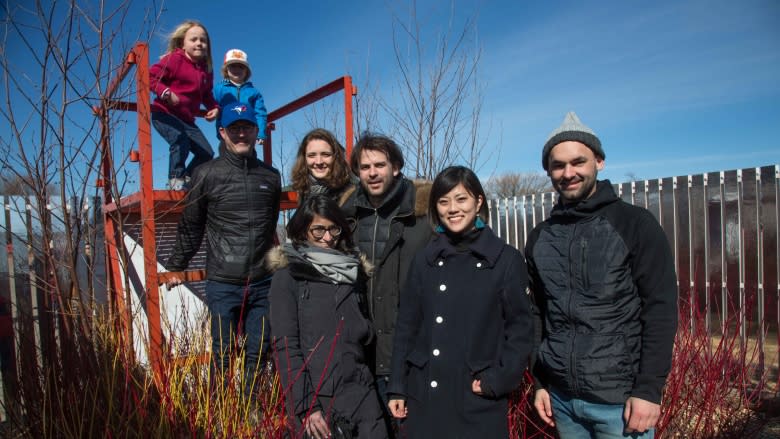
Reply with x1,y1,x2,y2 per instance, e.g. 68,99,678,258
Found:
341,177,433,376
267,245,374,417
525,180,678,405
166,146,281,284
149,48,218,124
213,79,268,140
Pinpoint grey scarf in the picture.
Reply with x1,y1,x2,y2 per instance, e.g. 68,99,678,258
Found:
282,243,359,284
308,174,331,196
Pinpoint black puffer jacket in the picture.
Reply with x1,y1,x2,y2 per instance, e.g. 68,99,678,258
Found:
341,177,433,376
525,180,677,405
166,147,281,284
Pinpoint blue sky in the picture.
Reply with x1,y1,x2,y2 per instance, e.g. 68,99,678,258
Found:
4,0,780,187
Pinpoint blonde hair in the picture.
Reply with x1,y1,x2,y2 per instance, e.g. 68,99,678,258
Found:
164,20,213,73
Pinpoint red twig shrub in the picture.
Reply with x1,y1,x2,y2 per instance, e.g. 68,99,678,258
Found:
657,296,768,438
508,370,556,439
4,292,774,438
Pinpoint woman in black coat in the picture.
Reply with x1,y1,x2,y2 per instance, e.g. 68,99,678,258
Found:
269,195,388,439
387,166,533,438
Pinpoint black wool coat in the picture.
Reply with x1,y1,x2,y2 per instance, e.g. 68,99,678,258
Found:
388,228,533,438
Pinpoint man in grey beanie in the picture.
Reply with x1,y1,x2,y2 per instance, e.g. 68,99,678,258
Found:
525,112,678,438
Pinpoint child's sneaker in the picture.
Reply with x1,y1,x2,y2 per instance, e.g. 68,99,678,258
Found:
167,177,187,191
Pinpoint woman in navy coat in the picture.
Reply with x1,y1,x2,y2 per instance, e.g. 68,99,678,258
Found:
387,166,533,438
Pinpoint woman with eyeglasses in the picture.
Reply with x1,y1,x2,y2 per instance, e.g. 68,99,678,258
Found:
269,194,388,439
290,128,354,206
387,166,533,438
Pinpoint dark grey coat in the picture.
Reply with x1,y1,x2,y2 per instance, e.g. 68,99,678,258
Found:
388,228,533,438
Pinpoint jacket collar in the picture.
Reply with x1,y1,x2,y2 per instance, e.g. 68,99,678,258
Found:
353,175,415,217
172,48,206,68
424,227,504,268
219,143,259,168
551,179,619,219
220,78,255,87
265,244,372,279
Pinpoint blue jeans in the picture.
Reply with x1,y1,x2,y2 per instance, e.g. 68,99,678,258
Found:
205,278,271,397
549,388,654,439
151,112,213,179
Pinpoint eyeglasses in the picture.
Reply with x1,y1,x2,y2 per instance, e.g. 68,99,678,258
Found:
226,124,256,135
308,225,342,239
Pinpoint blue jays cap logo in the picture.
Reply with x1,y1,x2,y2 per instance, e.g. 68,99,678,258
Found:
221,102,255,127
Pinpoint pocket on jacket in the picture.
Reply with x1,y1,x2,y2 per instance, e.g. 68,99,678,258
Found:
406,349,429,368
466,359,491,377
577,333,633,390
460,365,502,416
405,349,429,401
536,333,569,380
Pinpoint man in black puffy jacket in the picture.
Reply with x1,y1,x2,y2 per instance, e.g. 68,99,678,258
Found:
166,103,281,397
526,112,677,438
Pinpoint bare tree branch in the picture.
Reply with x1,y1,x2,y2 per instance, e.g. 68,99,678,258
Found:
381,0,491,179
484,171,552,199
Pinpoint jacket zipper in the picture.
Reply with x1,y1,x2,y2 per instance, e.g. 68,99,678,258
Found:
568,225,579,396
244,157,253,279
367,208,379,318
581,239,589,290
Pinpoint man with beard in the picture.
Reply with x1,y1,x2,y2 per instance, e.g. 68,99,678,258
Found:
525,112,678,438
341,133,432,435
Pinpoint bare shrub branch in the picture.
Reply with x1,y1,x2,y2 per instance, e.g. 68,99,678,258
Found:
484,171,552,199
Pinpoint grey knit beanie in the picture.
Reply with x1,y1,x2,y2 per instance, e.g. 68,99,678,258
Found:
542,112,604,170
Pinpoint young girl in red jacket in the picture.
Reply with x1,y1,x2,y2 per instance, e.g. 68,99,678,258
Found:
150,20,219,190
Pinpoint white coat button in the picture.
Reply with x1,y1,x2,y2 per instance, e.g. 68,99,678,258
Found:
433,349,440,356
430,380,438,388
476,262,482,268
438,260,444,266
435,316,443,323
439,284,447,292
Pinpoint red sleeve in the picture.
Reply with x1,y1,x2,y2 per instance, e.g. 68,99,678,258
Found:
149,52,178,97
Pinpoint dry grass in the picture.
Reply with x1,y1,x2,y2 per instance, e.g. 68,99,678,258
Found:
2,306,291,438
6,296,780,438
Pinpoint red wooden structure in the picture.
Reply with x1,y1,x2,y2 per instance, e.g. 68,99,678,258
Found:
96,42,356,380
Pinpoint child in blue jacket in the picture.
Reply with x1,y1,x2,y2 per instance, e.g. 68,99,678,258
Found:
213,49,268,147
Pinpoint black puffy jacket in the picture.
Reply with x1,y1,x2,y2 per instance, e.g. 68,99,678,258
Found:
525,180,677,405
166,147,281,284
